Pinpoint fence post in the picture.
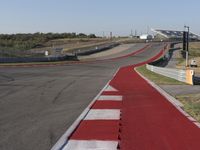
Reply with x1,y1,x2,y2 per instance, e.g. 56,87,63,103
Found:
186,69,194,85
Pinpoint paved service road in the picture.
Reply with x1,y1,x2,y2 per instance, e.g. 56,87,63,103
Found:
0,43,164,150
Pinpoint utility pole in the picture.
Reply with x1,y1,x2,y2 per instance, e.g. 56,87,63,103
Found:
147,26,149,34
110,32,113,40
184,25,190,67
131,30,133,38
103,31,105,38
135,30,137,37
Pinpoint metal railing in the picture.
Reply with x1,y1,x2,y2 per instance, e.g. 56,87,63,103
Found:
146,64,194,85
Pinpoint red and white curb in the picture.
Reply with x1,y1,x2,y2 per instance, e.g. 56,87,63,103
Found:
63,140,118,150
51,80,122,150
51,45,152,150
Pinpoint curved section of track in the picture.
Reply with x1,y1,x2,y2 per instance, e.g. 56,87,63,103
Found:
0,43,164,150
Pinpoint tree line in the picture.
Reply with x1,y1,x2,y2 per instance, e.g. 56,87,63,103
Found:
0,32,97,50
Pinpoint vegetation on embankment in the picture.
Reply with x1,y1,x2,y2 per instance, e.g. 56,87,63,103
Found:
189,42,200,57
0,32,97,51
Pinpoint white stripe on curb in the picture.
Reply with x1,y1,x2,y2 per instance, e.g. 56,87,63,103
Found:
62,140,118,150
84,109,120,120
98,95,122,101
104,85,118,92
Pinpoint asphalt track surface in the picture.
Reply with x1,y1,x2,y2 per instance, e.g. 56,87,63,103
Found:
0,43,164,150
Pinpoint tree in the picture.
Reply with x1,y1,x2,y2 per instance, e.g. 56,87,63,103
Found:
88,34,96,38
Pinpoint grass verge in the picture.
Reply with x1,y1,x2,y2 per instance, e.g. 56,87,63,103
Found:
176,94,200,122
136,65,185,85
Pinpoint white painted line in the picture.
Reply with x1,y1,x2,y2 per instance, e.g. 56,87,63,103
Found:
113,68,120,78
175,106,190,117
104,85,118,92
98,95,122,101
84,109,120,120
63,140,118,150
188,116,197,122
194,122,200,128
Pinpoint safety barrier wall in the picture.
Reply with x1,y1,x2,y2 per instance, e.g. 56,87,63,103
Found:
0,55,77,63
0,43,119,63
76,43,119,56
146,64,194,85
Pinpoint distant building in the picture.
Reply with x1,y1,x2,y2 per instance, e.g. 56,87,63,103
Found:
152,29,200,40
139,34,153,40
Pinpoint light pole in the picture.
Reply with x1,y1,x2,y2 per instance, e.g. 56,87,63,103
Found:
184,25,190,67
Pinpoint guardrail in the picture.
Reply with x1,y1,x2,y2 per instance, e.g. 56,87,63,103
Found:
146,64,194,85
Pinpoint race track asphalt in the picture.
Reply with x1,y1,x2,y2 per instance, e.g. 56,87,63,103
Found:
0,43,164,150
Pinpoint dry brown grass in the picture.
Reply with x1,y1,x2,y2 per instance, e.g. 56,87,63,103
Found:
176,42,200,74
189,42,200,57
176,93,200,122
190,42,200,49
31,38,112,52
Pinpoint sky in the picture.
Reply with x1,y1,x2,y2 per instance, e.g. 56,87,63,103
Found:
0,0,200,36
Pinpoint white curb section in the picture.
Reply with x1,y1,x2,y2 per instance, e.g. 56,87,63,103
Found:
63,140,118,150
98,95,122,101
84,109,121,120
104,85,118,92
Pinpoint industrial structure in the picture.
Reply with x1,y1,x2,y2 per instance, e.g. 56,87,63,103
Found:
139,34,153,40
152,29,200,40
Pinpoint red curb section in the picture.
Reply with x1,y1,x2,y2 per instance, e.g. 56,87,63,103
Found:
91,101,122,109
108,50,200,149
70,120,120,141
101,91,121,95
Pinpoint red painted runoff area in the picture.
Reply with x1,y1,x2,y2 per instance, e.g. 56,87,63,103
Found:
70,120,120,141
109,51,200,149
101,91,121,95
91,101,122,109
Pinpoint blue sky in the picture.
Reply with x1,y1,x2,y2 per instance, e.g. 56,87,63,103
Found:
0,0,199,36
